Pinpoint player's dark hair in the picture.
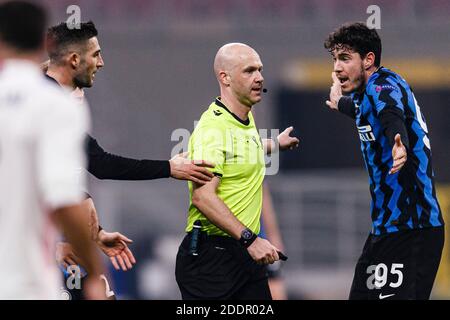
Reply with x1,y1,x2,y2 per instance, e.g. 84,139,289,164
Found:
47,21,98,61
0,1,47,51
324,22,382,67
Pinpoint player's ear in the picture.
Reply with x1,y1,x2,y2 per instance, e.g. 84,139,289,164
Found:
68,52,80,69
364,52,375,70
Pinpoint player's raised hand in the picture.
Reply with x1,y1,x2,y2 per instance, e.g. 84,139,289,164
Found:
169,152,215,185
326,72,343,110
389,134,407,174
277,126,300,151
96,230,136,271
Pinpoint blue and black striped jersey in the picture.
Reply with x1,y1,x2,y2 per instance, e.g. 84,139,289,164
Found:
350,67,443,235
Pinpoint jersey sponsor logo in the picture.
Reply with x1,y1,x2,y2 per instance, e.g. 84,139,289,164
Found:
379,293,395,299
357,125,376,142
213,110,223,116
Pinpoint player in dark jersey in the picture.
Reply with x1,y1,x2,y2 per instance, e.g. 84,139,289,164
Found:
44,21,214,299
324,22,444,300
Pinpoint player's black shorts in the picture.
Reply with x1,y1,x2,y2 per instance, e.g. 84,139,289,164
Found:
349,226,444,300
175,232,272,300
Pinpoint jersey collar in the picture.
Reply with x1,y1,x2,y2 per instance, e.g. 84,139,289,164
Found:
44,74,60,86
214,97,250,126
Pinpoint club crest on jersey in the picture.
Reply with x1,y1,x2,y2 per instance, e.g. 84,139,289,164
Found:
358,125,376,142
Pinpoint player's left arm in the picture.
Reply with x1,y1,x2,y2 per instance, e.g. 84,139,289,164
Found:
82,197,136,271
369,79,409,174
263,127,299,154
96,228,136,271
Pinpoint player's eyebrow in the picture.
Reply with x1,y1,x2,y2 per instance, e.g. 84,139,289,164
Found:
337,52,352,59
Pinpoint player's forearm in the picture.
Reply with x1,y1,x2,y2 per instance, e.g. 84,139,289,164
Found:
53,204,104,276
192,191,246,239
379,107,410,150
87,135,170,180
337,96,356,119
81,198,100,241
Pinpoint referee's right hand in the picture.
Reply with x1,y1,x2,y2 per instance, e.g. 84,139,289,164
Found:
169,152,215,185
247,237,280,265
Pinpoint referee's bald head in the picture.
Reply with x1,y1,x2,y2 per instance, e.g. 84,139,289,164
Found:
0,1,47,52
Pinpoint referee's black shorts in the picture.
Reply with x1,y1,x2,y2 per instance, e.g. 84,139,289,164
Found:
349,226,444,300
175,232,272,300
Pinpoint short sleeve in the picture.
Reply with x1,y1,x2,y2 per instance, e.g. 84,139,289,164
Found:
190,125,228,177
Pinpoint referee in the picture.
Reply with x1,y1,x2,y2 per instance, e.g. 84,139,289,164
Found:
175,43,299,300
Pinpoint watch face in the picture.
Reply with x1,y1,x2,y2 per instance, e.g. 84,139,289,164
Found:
241,229,253,240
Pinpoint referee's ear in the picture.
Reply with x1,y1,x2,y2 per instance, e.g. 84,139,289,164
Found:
219,71,231,87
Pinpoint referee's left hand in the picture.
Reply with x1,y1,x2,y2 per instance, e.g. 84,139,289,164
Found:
169,152,215,185
277,127,300,151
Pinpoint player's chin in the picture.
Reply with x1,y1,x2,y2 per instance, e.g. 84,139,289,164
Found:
341,83,355,94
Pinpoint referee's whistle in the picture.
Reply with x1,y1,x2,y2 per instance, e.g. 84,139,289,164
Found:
277,251,288,261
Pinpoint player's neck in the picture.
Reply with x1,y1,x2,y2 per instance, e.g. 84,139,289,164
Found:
359,65,380,93
220,93,252,121
46,64,77,90
364,65,379,84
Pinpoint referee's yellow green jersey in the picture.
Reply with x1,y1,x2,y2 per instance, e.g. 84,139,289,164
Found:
185,98,266,236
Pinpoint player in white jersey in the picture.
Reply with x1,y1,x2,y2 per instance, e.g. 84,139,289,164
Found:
0,1,105,299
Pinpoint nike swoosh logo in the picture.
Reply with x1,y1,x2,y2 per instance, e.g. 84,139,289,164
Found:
379,293,395,300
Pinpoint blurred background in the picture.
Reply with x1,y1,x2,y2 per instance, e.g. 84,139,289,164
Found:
38,0,450,299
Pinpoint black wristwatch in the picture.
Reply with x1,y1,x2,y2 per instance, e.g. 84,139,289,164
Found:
239,228,257,248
